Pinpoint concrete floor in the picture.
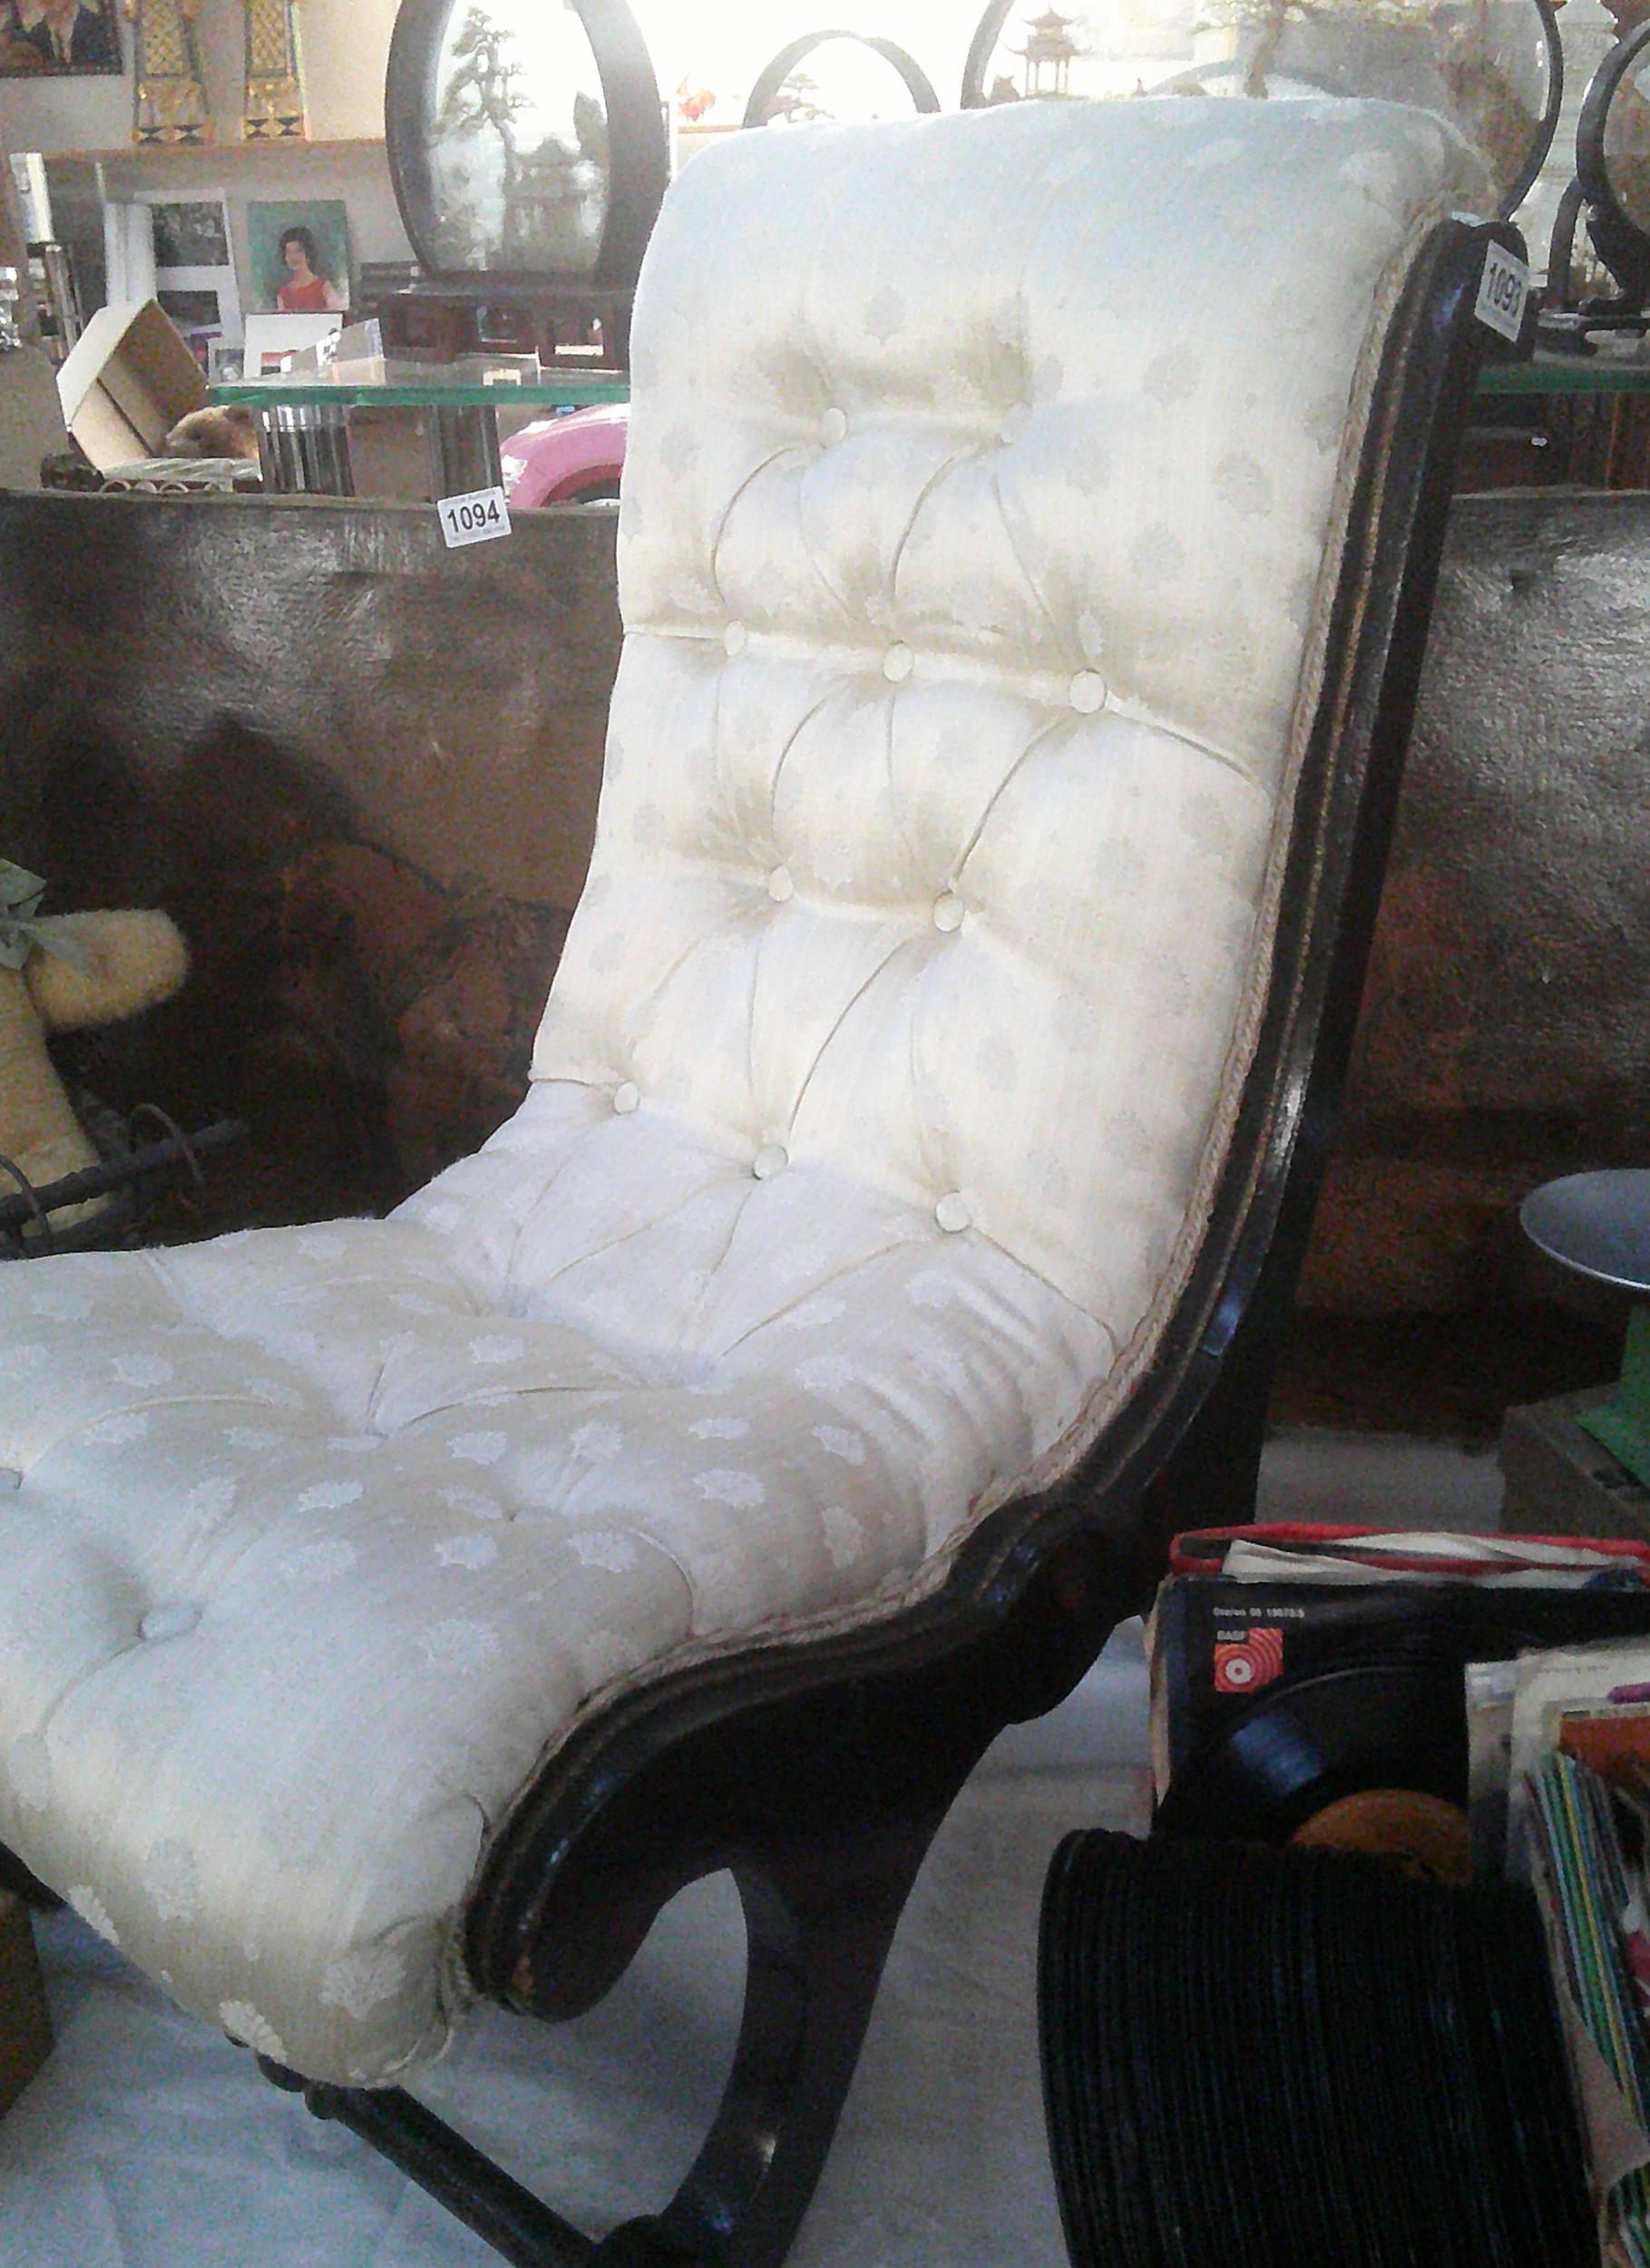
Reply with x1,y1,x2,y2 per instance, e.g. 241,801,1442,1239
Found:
0,1433,1504,2268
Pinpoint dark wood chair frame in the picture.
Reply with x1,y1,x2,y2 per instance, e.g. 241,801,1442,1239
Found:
5,213,1515,2268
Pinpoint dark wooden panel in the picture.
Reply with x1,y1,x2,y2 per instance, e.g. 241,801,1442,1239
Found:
1302,490,1650,1321
0,493,619,1226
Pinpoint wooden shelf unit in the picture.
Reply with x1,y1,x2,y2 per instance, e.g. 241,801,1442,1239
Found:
72,137,386,164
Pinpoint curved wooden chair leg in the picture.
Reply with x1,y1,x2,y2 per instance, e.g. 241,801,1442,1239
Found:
594,1804,952,2268
258,1794,958,2268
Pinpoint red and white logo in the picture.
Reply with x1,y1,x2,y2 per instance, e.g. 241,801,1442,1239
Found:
1213,1627,1285,1696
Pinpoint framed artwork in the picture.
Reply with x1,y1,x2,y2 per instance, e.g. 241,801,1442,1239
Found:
0,0,121,75
138,191,241,347
383,0,668,288
157,286,225,330
147,196,230,272
245,198,351,314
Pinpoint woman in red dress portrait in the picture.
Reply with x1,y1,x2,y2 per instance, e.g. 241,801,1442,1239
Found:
276,227,345,314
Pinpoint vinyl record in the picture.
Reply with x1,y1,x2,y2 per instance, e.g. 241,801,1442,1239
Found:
1236,1846,1323,2265
1465,1877,1594,2266
1292,1787,1473,1883
1152,1664,1466,1843
1039,1832,1596,2268
1322,1853,1437,2263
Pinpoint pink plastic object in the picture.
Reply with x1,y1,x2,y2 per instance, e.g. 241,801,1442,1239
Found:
500,404,629,507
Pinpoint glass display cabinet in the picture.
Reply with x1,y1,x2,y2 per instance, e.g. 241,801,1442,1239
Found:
379,0,669,370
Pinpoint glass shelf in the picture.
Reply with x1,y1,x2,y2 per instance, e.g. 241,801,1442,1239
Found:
1479,350,1650,396
216,352,1650,415
214,348,1650,500
213,369,628,411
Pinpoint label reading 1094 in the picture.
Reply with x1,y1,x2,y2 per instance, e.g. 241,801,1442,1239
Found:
438,485,513,549
1475,242,1529,345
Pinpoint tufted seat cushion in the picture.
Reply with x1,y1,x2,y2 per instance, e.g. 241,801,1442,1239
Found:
0,97,1476,2087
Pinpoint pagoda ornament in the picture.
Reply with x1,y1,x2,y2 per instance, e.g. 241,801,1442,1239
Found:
242,0,308,140
1011,7,1089,99
125,0,211,145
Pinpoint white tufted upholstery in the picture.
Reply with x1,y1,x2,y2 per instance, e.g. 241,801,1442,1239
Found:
0,99,1475,2087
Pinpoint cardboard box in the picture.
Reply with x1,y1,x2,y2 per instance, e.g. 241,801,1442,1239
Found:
55,298,207,473
0,1889,51,2116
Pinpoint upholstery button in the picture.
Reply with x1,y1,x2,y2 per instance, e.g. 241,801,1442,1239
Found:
0,1468,18,1491
613,1081,640,1115
766,865,794,903
753,1144,789,1180
724,621,748,657
999,403,1031,445
935,1192,971,1234
820,406,848,445
884,642,913,683
1070,670,1108,714
140,1602,201,1643
932,891,964,934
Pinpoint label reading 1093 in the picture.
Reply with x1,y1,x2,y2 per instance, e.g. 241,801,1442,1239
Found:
1475,242,1529,345
438,485,513,549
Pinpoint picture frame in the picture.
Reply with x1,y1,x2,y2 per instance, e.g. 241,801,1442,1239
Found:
136,191,242,349
0,0,121,76
146,197,230,273
245,200,352,317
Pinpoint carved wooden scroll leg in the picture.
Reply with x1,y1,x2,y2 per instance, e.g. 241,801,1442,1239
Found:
592,1805,952,2267
256,1793,955,2268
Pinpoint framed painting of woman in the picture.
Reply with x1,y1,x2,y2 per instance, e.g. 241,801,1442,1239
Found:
246,199,353,314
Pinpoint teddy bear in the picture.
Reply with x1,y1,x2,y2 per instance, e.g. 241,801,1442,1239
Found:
0,862,189,1237
162,406,261,464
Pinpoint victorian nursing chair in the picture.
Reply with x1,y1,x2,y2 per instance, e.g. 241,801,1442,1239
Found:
0,99,1508,2268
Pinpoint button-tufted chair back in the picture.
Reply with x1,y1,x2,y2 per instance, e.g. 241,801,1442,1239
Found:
510,96,1473,1392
